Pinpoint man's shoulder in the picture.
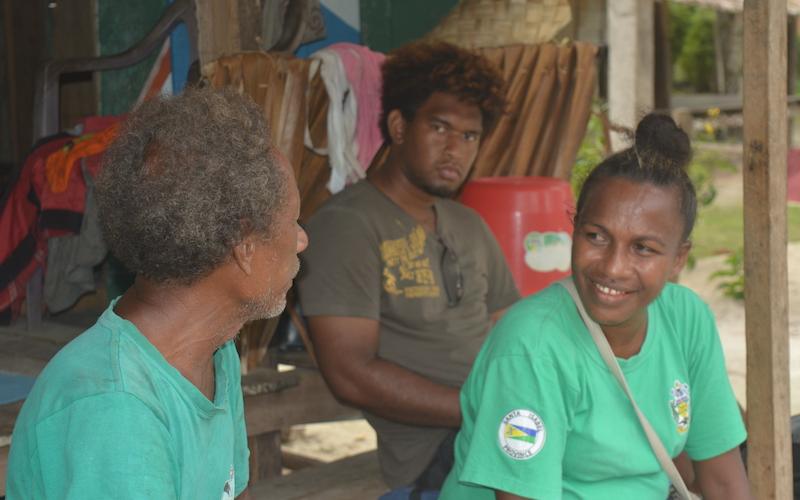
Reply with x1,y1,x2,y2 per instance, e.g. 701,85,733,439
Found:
313,180,383,216
17,311,171,428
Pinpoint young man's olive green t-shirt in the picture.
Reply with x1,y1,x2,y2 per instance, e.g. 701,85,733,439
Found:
297,180,520,487
440,282,746,500
6,300,249,500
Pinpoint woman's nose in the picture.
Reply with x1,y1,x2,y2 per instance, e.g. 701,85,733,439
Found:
601,244,628,277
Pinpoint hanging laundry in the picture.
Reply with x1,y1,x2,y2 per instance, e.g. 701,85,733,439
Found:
309,43,385,193
327,43,386,174
0,136,70,324
308,49,358,193
44,123,119,194
0,117,122,324
44,164,107,314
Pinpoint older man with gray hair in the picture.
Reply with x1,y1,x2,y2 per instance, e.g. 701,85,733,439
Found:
6,87,307,499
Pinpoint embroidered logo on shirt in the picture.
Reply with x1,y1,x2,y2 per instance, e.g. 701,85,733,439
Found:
380,224,440,299
220,464,235,500
498,409,546,460
669,380,691,434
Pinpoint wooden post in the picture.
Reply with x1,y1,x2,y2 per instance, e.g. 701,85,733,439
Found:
742,1,792,499
713,11,727,93
195,0,263,66
788,16,797,146
606,0,654,150
653,0,671,110
788,16,797,96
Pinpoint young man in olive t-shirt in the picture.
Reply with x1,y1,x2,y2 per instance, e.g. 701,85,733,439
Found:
296,41,519,492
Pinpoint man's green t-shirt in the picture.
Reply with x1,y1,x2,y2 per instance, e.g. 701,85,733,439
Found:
6,301,249,500
440,282,746,500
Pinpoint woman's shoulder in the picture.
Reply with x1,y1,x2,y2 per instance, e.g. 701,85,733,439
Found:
483,282,583,359
655,282,713,318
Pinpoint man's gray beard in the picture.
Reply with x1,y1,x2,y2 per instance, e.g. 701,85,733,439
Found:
241,258,300,322
240,290,287,322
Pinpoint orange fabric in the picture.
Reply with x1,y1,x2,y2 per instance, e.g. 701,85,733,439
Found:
44,124,120,193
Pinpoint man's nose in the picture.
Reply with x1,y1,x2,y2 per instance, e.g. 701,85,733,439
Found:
444,131,466,157
297,225,309,253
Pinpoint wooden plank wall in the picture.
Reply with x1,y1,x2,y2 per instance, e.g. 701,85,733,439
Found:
742,0,793,498
195,0,261,66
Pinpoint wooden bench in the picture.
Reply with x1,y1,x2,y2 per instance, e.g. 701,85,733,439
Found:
249,450,387,500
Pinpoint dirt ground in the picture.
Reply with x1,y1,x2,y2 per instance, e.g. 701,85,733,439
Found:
283,166,800,462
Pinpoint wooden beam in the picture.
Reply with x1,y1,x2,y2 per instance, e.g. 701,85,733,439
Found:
788,16,797,96
606,0,654,150
248,431,283,482
244,368,360,438
742,1,792,499
249,450,386,500
714,11,727,93
195,0,242,65
0,444,7,497
654,0,671,110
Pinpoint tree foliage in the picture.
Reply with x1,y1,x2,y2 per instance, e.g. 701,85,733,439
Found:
669,4,717,92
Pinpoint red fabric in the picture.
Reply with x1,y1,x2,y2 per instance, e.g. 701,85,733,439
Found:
789,149,800,203
0,137,70,318
0,114,123,323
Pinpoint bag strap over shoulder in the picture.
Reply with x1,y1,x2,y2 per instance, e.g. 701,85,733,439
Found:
557,277,698,500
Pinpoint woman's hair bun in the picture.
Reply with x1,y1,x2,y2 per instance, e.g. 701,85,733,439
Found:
634,113,691,170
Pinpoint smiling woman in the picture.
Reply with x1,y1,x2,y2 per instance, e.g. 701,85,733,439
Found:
439,114,754,500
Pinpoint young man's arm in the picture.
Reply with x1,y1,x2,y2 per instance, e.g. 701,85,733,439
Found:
308,315,461,428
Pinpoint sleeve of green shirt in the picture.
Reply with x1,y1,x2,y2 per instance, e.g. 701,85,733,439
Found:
458,351,576,499
34,392,177,499
682,294,747,461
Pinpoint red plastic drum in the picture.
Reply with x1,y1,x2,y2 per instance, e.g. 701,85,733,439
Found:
459,176,575,297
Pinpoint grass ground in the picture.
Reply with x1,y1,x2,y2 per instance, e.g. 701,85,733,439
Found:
692,203,800,259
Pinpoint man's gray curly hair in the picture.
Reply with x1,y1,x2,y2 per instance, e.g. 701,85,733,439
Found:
97,86,287,286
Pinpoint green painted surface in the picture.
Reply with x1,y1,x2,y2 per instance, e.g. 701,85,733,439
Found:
360,0,458,53
97,0,167,116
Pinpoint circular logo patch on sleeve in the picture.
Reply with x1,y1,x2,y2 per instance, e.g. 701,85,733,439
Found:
498,409,546,460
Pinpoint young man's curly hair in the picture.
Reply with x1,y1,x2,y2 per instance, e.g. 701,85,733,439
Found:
96,87,287,286
379,41,506,141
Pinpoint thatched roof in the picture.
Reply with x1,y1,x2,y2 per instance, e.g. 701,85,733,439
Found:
671,0,800,16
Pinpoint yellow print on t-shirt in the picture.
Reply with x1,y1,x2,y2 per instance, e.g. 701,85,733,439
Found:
380,225,440,299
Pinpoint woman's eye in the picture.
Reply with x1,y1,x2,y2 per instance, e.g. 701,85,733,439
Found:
585,231,603,243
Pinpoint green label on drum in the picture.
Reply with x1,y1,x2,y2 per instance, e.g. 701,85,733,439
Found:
523,231,571,272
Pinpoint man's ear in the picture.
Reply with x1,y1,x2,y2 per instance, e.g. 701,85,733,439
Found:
387,109,406,145
232,238,256,275
669,241,692,281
